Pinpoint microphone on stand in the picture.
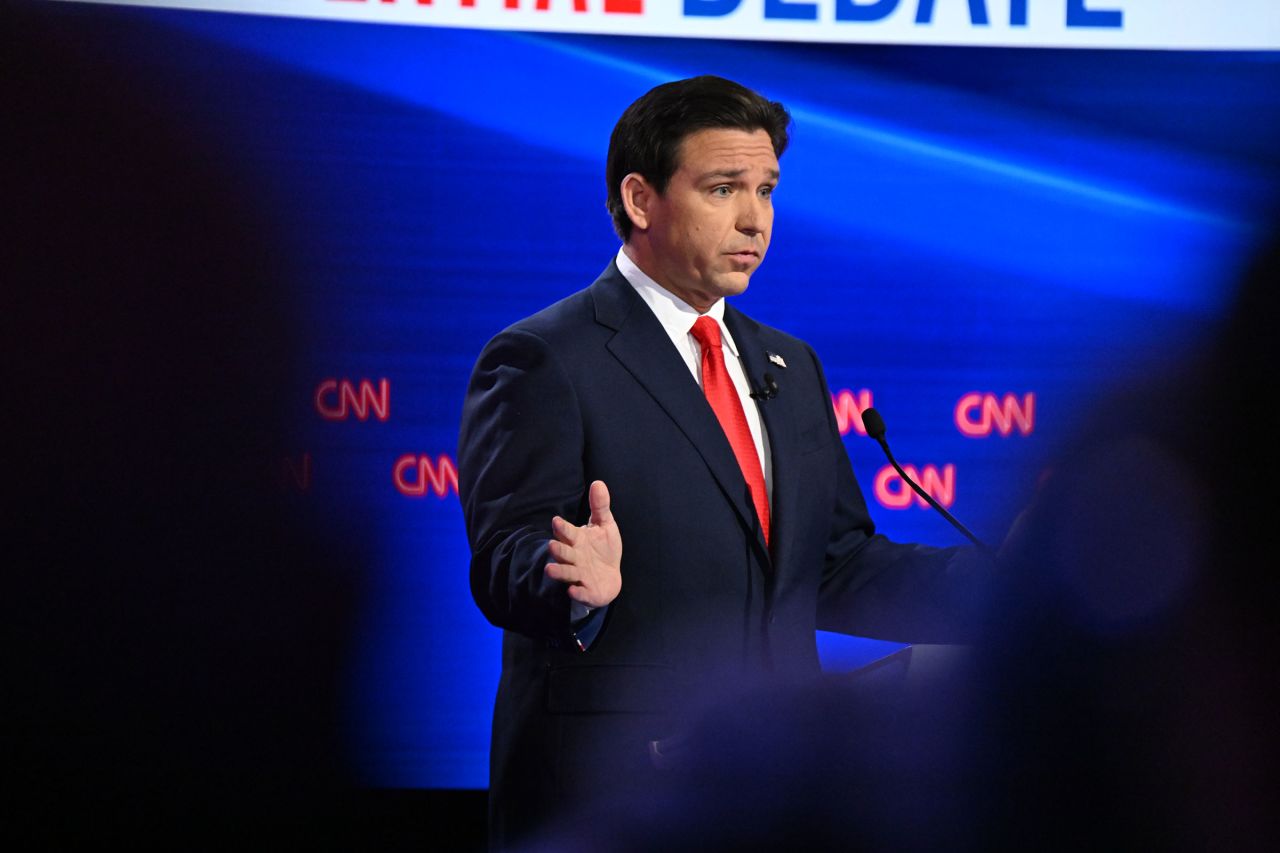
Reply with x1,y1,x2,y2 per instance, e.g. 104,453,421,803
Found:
861,407,992,555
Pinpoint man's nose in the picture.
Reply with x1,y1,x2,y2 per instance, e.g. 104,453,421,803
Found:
736,193,768,235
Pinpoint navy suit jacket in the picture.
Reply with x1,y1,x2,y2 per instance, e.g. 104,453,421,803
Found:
458,260,978,847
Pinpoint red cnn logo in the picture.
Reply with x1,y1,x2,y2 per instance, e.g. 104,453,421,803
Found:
831,388,873,436
874,464,955,510
315,378,390,422
394,453,458,498
954,392,1035,438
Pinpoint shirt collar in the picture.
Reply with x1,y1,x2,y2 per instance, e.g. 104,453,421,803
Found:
615,248,739,357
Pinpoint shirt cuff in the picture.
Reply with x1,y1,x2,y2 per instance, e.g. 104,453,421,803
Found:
569,604,607,652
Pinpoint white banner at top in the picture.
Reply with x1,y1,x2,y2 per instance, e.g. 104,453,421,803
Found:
63,0,1280,50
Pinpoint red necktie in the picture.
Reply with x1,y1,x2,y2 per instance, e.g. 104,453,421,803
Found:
690,316,770,546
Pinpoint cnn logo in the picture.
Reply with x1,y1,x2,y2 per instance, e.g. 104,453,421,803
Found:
394,453,458,498
315,378,390,422
874,464,955,510
831,388,873,437
954,392,1035,438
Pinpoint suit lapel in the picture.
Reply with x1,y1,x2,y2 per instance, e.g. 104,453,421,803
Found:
590,265,768,564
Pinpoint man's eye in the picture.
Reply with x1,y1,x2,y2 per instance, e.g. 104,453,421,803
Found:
712,186,732,197
759,186,774,199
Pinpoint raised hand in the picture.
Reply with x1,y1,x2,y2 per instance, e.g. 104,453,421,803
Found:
544,480,622,609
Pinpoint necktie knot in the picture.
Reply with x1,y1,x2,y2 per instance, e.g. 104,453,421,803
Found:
690,315,722,350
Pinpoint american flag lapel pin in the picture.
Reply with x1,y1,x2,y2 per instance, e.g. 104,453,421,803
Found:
767,351,787,369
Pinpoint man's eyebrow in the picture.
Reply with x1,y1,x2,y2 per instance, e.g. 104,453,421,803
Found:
696,168,781,182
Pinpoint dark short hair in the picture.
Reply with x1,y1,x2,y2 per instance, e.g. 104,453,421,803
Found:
605,75,792,241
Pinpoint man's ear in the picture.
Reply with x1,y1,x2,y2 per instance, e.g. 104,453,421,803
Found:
620,172,653,232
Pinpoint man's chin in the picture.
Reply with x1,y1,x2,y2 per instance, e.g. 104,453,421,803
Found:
716,273,753,299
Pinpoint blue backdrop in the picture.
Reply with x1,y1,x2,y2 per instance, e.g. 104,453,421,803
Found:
65,2,1280,788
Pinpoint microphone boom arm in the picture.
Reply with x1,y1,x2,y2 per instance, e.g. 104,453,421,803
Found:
861,407,993,554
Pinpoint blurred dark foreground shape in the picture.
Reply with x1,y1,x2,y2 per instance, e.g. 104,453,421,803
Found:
3,3,365,845
520,236,1279,853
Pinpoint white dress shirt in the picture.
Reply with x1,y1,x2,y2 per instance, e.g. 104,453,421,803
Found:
615,248,774,504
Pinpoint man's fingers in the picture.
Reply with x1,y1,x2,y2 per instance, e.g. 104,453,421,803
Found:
544,562,577,584
551,515,579,545
553,481,614,540
588,480,613,527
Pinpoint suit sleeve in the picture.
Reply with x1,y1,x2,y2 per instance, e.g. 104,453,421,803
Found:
806,345,991,644
458,328,602,644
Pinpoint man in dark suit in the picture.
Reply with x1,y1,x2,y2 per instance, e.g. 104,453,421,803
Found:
458,75,982,850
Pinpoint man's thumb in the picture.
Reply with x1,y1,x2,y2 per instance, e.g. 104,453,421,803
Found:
588,480,612,526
